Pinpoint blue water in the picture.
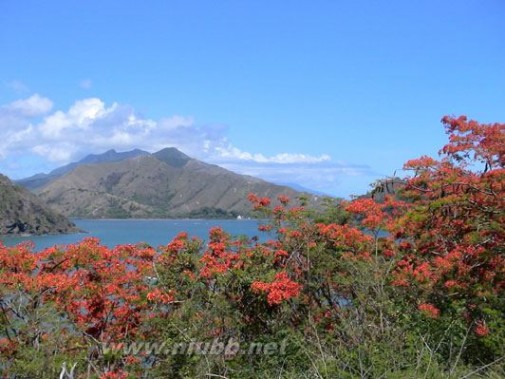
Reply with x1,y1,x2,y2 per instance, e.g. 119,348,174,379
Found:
0,219,266,252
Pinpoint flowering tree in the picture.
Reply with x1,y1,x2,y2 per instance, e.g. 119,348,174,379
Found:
1,115,504,378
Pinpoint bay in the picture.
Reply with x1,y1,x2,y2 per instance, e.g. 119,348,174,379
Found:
0,219,266,252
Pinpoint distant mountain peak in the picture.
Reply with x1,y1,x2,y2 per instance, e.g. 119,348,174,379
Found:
29,147,324,219
17,148,150,190
17,147,327,220
153,147,191,168
81,148,149,164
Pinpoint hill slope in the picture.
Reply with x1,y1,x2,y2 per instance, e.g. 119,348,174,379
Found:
17,149,149,190
34,148,320,218
0,174,77,235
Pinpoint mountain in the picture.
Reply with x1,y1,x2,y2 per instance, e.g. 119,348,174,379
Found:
17,149,149,190
0,174,78,235
30,147,322,218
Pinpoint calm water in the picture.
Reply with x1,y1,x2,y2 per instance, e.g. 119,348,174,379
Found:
0,219,266,252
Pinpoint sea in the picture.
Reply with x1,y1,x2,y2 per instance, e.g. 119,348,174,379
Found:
0,219,267,252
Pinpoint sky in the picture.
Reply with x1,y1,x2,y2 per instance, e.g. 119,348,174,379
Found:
1,1,504,198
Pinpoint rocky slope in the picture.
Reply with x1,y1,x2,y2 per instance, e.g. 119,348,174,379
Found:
0,174,77,235
32,148,321,218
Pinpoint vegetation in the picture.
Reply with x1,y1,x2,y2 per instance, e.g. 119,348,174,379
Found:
0,115,504,378
187,207,240,219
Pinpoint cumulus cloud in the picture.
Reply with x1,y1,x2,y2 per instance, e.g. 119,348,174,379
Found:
0,95,219,165
0,94,375,196
2,94,53,117
39,98,109,139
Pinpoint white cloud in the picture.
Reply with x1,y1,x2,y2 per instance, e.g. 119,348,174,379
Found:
39,99,118,139
67,98,106,123
32,144,74,162
0,94,376,197
214,145,331,164
3,94,53,117
0,96,209,165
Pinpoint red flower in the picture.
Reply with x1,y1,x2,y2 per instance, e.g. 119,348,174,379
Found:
277,194,290,205
251,271,301,306
100,370,128,379
274,249,289,258
444,280,459,289
258,224,273,232
146,288,174,304
259,197,271,207
418,303,440,319
474,320,489,337
247,193,271,209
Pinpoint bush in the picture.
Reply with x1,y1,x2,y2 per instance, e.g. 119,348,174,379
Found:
1,115,504,378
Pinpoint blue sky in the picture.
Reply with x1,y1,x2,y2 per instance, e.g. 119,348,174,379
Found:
1,1,504,197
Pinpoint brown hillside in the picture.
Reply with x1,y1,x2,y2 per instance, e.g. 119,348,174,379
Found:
36,148,321,218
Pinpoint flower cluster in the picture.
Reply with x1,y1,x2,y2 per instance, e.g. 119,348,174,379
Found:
251,271,301,305
418,303,440,319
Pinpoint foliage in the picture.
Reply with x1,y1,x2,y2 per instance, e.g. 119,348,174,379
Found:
187,207,240,219
0,115,504,378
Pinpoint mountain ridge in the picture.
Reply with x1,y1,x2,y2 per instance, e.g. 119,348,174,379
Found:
17,148,150,190
27,148,323,219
